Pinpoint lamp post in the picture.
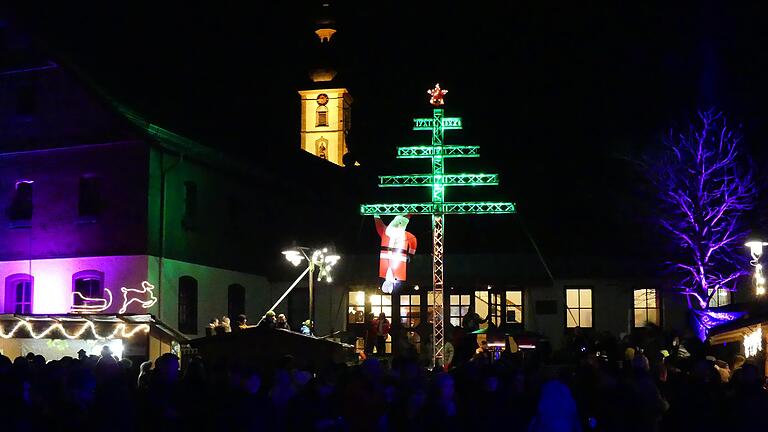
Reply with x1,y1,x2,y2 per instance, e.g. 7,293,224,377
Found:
282,247,340,326
745,240,768,296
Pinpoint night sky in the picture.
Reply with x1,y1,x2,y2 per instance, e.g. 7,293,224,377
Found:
6,1,768,270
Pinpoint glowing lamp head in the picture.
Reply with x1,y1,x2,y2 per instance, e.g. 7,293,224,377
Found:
282,250,304,267
746,241,768,258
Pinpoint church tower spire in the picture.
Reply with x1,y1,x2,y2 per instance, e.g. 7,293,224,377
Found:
298,1,352,167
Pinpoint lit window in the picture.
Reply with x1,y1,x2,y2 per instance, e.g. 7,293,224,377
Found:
4,274,33,314
449,294,470,327
708,288,731,308
72,270,104,306
427,293,434,323
566,287,593,328
78,176,101,219
633,289,660,327
348,291,365,324
400,294,421,327
316,106,328,127
505,291,523,324
179,276,198,334
370,294,392,353
405,330,421,353
474,291,503,327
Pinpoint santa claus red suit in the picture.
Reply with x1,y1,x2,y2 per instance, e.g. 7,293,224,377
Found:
375,215,417,283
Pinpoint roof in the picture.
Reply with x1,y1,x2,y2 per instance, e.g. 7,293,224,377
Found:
0,313,187,343
707,301,768,343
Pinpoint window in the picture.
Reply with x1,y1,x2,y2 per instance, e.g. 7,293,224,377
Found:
16,85,36,116
400,294,421,328
5,274,33,314
633,289,660,327
179,276,198,334
78,176,101,219
72,270,104,306
228,284,245,319
316,106,328,127
370,294,392,354
8,181,33,223
708,288,731,308
449,294,470,327
566,287,593,328
506,290,523,324
348,291,365,324
427,293,435,323
182,181,198,230
184,181,197,217
475,291,502,327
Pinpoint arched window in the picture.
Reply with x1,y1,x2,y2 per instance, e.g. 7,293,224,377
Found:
72,270,104,306
178,276,198,334
5,274,33,313
228,284,245,319
316,106,328,127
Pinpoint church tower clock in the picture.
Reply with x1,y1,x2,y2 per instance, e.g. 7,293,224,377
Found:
298,2,352,167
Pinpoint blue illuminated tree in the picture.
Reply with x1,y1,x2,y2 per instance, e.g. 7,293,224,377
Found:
649,110,756,310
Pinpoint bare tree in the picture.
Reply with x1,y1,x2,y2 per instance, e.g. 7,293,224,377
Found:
649,110,756,310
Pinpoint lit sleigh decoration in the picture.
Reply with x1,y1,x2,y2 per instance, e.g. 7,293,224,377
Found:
70,281,158,314
71,288,113,314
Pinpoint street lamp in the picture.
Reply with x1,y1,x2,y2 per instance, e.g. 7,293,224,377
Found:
745,240,768,296
282,247,341,325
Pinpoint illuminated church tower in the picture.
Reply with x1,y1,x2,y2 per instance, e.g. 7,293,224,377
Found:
298,2,352,166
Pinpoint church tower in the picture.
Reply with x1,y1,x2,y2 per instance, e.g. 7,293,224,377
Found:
298,2,352,167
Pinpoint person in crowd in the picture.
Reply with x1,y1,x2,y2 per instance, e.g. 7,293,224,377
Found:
528,380,582,432
364,312,376,356
461,307,488,332
276,313,291,330
372,312,391,355
206,318,219,336
259,311,277,329
235,314,252,330
138,361,153,390
300,320,314,336
220,316,232,332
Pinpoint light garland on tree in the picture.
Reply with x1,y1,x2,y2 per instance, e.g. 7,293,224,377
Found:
0,320,150,340
744,327,763,358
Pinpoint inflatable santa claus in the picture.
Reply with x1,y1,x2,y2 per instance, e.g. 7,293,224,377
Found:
375,215,417,293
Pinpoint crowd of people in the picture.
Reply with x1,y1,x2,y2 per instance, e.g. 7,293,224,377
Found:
1,324,767,431
207,312,315,337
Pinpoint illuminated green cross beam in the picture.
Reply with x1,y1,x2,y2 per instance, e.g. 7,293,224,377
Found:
378,173,499,187
360,202,516,215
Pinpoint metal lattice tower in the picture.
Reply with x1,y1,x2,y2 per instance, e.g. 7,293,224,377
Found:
361,85,515,368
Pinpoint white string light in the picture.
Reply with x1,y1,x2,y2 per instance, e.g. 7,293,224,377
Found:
744,327,763,358
0,320,149,340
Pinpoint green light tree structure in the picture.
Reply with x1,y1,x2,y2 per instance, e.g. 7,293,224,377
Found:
361,85,516,367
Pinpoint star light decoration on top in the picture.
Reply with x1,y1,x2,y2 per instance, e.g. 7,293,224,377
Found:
427,83,448,106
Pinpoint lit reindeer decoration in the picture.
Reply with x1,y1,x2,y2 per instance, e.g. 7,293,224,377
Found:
119,281,158,314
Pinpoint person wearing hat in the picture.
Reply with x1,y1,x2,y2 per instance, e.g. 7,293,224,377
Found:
300,320,313,336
